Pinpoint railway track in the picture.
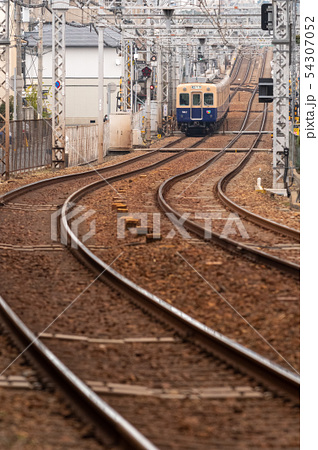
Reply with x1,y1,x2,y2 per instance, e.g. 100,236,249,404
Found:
0,149,197,448
158,50,299,277
73,48,298,368
0,143,299,448
229,56,253,100
60,178,300,402
0,50,299,448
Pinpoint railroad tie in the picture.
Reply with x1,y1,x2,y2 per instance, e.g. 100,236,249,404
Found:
85,382,264,400
0,375,33,389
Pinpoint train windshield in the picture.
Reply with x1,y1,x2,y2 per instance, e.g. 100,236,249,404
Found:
204,93,214,106
179,93,189,106
192,93,201,106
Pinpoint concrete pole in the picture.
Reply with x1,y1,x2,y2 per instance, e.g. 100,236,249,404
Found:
157,47,163,132
98,26,105,163
13,68,17,120
15,4,23,120
5,46,10,179
167,19,172,116
172,46,177,117
145,37,151,142
37,11,43,119
145,14,151,142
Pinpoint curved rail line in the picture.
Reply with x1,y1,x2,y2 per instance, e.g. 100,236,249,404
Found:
0,138,209,448
0,295,158,450
157,52,299,277
54,56,299,402
0,138,182,205
58,172,300,404
0,51,300,450
217,158,300,241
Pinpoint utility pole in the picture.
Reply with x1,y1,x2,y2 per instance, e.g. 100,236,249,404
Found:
145,14,151,142
15,3,23,120
163,8,174,116
157,47,163,133
98,23,105,163
171,46,178,117
37,9,44,119
51,0,69,169
0,0,10,180
184,26,193,83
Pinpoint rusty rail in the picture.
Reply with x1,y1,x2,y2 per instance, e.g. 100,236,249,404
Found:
156,51,300,277
60,165,300,403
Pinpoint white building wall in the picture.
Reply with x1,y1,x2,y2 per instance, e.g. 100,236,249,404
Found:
26,47,121,79
25,47,121,125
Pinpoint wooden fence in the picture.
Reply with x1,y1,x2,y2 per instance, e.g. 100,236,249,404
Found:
66,123,110,167
0,119,118,177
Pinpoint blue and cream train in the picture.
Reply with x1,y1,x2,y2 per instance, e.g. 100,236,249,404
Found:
176,76,231,135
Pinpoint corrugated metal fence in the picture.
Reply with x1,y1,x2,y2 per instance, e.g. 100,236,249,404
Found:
0,119,52,176
0,120,112,176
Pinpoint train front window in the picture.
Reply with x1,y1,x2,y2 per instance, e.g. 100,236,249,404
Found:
179,93,189,106
192,93,201,106
204,93,214,106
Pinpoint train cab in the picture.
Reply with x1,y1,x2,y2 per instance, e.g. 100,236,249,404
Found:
176,78,230,135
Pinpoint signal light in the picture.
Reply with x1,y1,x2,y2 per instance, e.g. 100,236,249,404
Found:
151,55,157,62
261,3,273,31
150,85,155,90
142,66,152,78
258,77,273,103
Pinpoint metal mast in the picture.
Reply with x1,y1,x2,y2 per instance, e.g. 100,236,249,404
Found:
0,0,10,179
51,0,69,169
272,0,290,189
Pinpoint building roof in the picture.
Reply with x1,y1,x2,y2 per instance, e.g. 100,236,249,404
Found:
25,23,121,48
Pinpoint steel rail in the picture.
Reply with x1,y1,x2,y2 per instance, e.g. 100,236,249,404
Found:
230,57,253,101
0,148,195,448
229,53,242,80
0,141,179,205
57,70,299,402
219,46,299,242
60,177,300,404
156,53,300,277
0,150,159,204
0,296,158,450
157,161,300,278
217,156,300,241
52,134,213,210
